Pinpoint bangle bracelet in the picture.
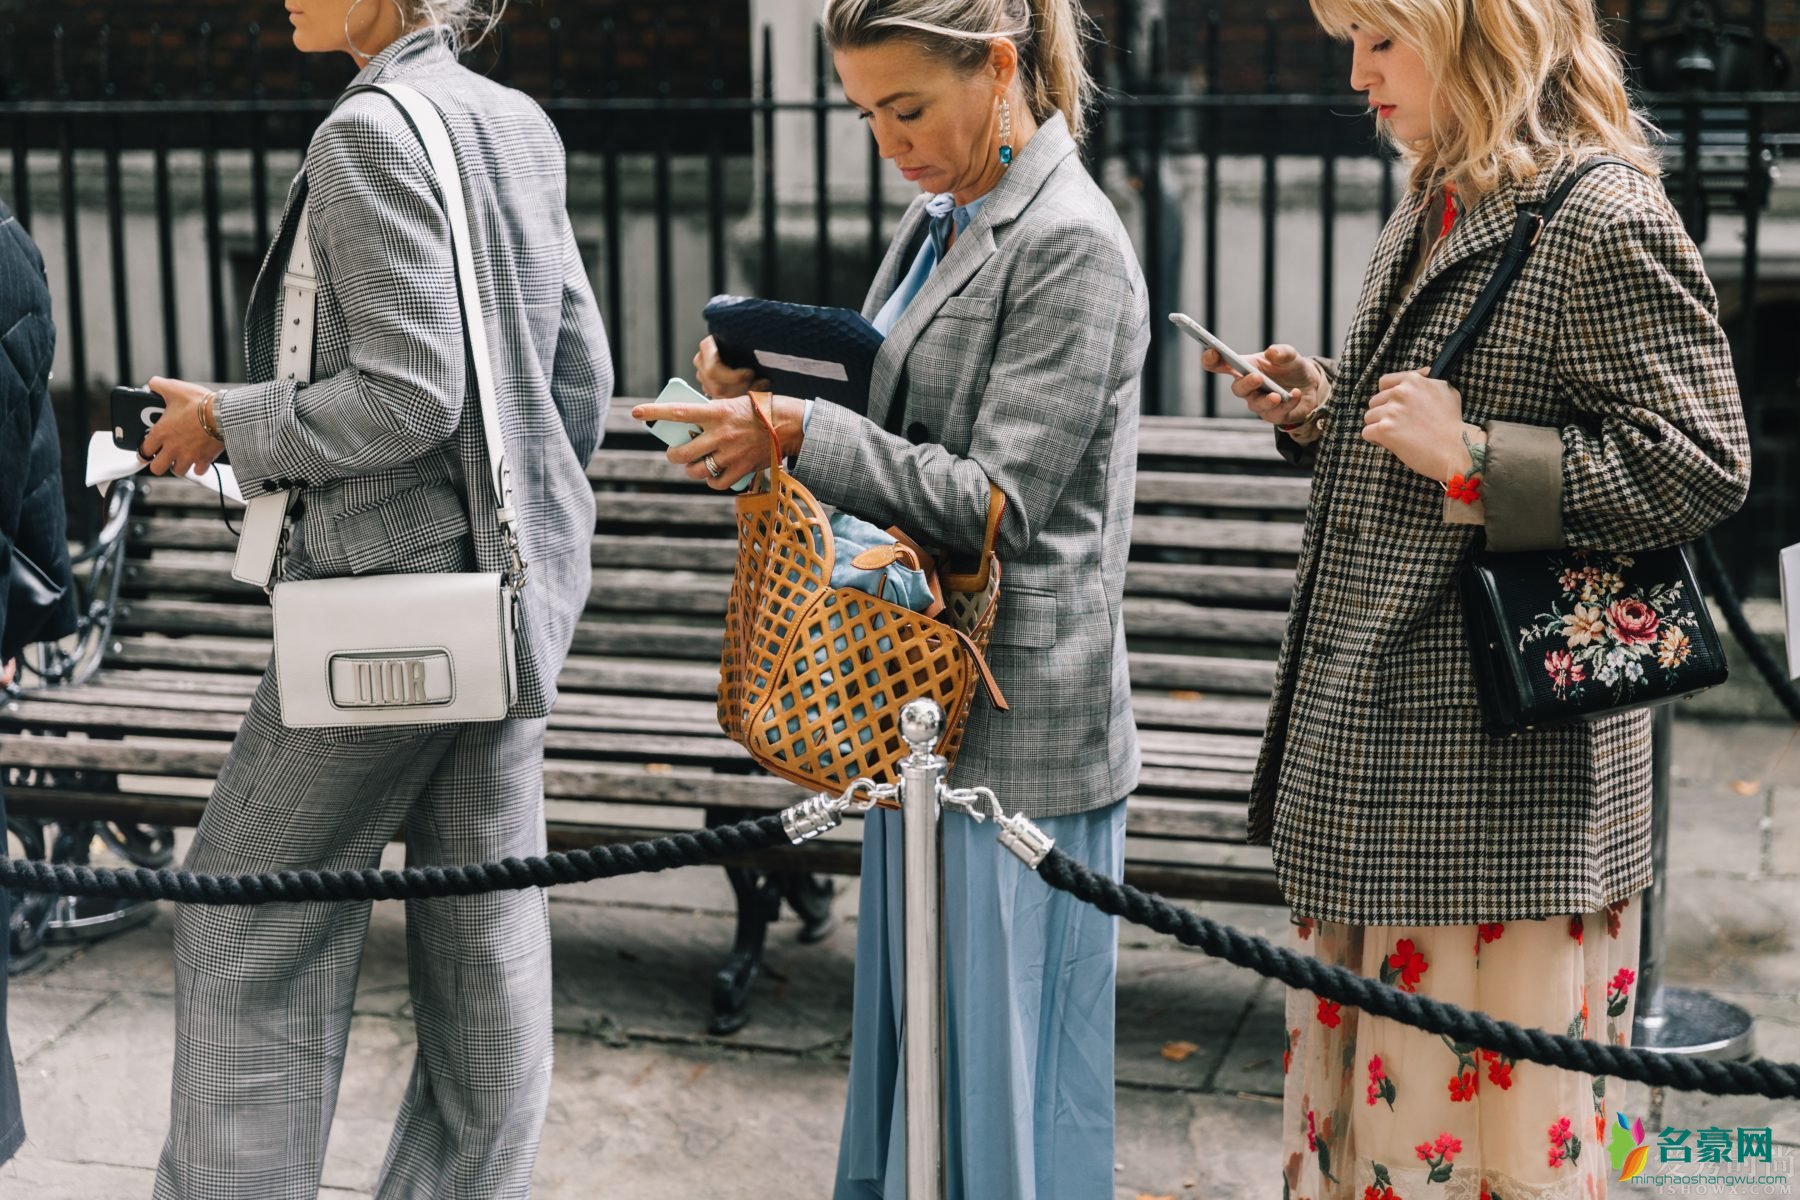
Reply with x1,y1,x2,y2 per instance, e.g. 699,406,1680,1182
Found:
200,392,223,442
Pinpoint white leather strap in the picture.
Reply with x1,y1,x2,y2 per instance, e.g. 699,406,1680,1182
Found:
373,82,515,527
234,83,518,589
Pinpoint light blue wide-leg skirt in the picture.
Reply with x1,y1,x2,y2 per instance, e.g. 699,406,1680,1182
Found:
832,796,1128,1200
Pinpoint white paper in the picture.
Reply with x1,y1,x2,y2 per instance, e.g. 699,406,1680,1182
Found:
1781,543,1800,680
85,430,244,504
753,348,850,383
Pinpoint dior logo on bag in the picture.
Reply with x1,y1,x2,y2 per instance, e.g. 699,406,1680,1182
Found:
328,650,454,710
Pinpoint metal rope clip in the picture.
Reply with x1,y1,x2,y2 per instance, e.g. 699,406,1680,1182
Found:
780,779,892,844
996,811,1055,869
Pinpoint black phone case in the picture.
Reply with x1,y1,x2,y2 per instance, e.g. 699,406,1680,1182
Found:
111,385,229,465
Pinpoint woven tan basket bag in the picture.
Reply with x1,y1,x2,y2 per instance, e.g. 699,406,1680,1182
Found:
717,393,1008,794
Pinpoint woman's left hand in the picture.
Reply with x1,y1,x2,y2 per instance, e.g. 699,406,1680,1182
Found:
139,376,225,478
629,393,808,491
1362,369,1473,482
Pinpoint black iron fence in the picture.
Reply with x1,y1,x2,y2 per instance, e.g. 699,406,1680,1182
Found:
2,8,1798,590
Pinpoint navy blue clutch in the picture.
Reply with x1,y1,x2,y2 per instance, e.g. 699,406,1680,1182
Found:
703,294,883,416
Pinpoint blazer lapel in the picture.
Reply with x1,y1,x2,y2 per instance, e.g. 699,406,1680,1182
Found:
864,113,1078,430
862,197,930,323
1336,191,1427,397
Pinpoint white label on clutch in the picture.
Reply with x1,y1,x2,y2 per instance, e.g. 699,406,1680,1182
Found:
753,349,850,382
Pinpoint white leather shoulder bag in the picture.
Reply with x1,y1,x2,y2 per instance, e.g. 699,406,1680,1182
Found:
235,83,524,728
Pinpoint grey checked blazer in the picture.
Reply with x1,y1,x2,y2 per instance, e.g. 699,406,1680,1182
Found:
793,114,1149,819
217,29,610,719
1253,160,1750,927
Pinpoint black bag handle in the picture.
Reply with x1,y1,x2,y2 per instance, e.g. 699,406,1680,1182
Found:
1429,156,1639,385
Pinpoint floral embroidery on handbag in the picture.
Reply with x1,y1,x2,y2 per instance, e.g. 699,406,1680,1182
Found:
1519,554,1705,702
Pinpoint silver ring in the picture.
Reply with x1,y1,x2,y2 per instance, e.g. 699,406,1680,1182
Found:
703,453,725,479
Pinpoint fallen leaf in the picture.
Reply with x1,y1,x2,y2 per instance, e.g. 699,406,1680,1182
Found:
1729,779,1760,796
1167,690,1205,702
1136,1194,1176,1200
643,762,673,774
1160,1041,1199,1062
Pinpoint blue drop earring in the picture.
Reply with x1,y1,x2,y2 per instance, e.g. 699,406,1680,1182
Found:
998,98,1014,167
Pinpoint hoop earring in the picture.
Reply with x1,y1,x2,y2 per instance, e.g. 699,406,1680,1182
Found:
997,98,1014,167
344,0,410,60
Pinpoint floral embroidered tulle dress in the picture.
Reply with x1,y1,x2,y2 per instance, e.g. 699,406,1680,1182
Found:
1281,901,1641,1200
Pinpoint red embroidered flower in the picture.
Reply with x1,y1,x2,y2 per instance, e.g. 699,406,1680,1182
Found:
1481,1049,1514,1090
1480,1182,1492,1200
1384,938,1429,992
1544,649,1588,693
1296,916,1315,941
1607,967,1637,1017
1478,922,1504,944
1283,1027,1299,1075
1606,898,1629,939
1607,598,1661,645
1611,967,1636,993
1445,472,1482,504
1569,914,1584,943
1435,1133,1463,1162
1448,1070,1479,1101
1317,998,1342,1028
1548,1116,1576,1168
1306,1109,1320,1152
1362,1188,1398,1200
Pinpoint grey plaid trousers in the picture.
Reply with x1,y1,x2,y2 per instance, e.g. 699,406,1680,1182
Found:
152,668,554,1200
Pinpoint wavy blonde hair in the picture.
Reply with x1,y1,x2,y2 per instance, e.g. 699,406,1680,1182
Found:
1309,0,1660,196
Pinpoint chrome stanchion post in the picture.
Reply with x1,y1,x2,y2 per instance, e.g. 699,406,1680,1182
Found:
898,699,947,1200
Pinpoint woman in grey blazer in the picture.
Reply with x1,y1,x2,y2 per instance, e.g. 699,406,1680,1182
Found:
137,3,610,1196
640,2,1147,1194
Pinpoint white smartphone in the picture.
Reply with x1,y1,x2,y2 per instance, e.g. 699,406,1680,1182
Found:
643,377,755,494
1168,313,1290,402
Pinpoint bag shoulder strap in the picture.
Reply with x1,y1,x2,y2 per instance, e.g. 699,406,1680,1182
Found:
1429,156,1640,384
235,82,525,590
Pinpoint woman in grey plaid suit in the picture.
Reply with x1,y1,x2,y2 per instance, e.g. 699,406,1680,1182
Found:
640,2,1145,1195
1203,2,1750,1197
136,2,610,1197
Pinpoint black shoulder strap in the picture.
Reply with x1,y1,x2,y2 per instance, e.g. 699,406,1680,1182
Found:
1429,156,1640,384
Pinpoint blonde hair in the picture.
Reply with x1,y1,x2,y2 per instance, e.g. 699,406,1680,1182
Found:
821,0,1096,144
1308,0,1660,196
408,0,508,50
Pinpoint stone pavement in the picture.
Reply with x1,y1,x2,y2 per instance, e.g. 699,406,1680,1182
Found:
2,716,1795,1198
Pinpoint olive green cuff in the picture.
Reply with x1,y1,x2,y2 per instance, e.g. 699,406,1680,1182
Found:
1480,420,1567,551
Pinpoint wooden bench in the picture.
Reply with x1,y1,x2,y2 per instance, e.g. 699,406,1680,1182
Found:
1,410,1304,1031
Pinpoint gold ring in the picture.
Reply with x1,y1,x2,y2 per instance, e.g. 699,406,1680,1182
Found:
703,453,724,479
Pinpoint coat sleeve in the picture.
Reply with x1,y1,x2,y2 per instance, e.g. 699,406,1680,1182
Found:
1480,198,1751,552
549,216,611,469
790,217,1144,560
215,99,465,496
1272,355,1338,471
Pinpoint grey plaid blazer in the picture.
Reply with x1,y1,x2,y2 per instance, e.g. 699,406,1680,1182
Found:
793,113,1148,819
217,29,610,719
1253,160,1750,927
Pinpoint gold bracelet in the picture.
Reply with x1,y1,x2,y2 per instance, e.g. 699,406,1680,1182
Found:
200,391,223,442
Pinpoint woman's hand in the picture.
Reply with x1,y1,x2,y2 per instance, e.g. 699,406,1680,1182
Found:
1200,345,1323,428
139,377,225,478
0,659,14,689
692,336,770,400
1362,369,1480,482
630,393,808,491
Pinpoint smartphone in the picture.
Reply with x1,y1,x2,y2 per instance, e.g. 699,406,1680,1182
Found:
111,384,231,465
643,377,755,494
1167,314,1290,402
111,385,164,453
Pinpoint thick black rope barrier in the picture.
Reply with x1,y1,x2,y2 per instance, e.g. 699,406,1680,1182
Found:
1035,847,1800,1101
0,814,789,906
1694,532,1800,724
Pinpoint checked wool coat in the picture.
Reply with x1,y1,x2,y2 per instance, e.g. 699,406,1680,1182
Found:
1252,160,1750,928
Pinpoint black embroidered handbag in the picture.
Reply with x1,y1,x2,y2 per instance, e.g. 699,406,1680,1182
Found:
1434,157,1730,736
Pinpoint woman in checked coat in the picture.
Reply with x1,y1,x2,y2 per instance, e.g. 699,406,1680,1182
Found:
1202,1,1750,1196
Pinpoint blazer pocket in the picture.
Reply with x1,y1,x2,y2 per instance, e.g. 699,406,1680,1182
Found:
333,483,472,576
938,294,999,322
990,585,1058,649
